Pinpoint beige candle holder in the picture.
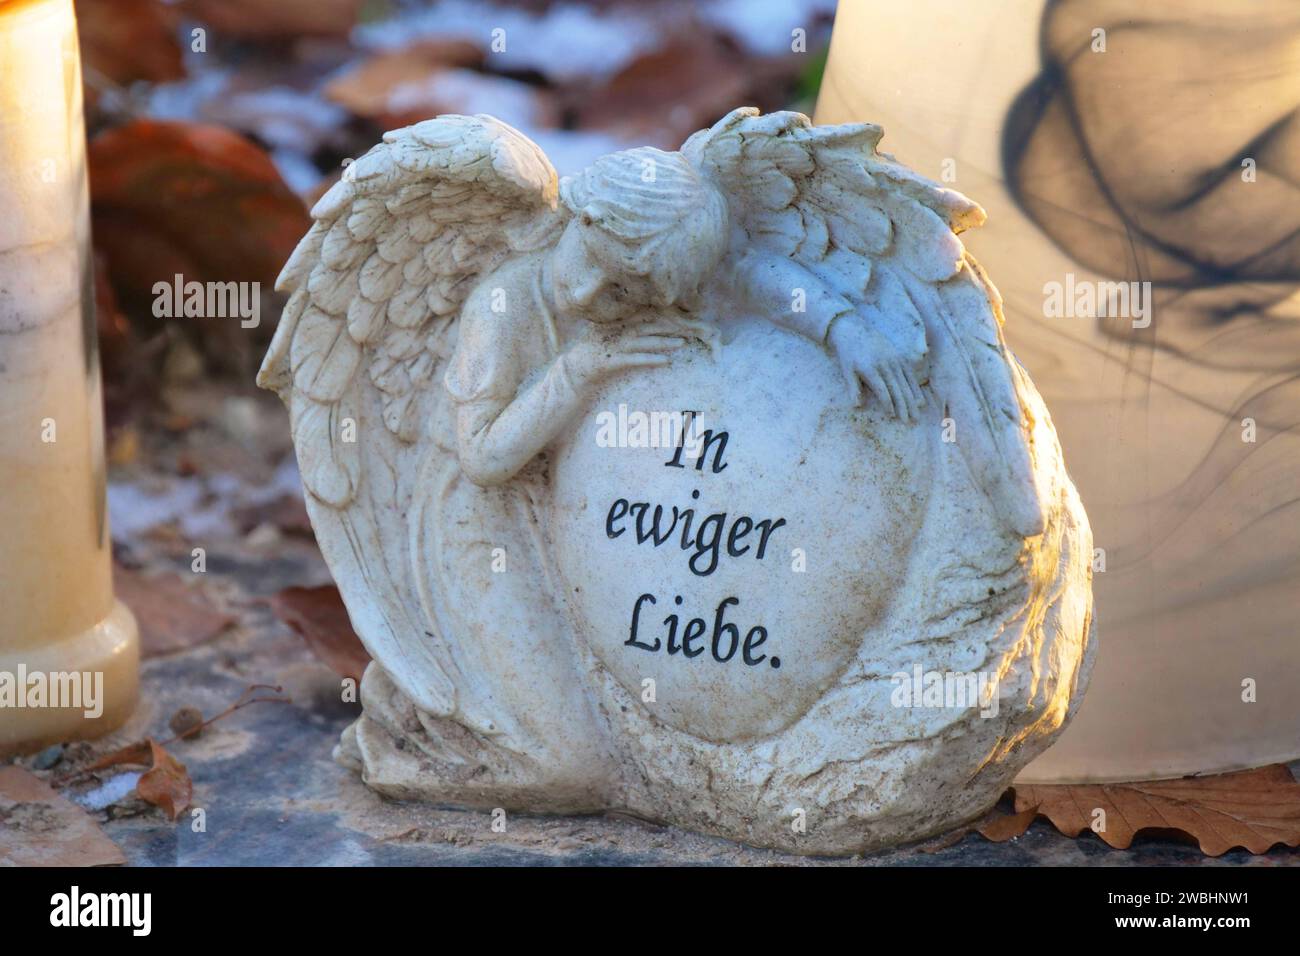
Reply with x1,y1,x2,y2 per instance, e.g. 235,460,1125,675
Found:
0,0,139,756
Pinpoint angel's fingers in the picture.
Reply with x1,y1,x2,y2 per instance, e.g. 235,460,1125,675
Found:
838,357,864,405
891,363,920,423
612,353,673,369
674,318,715,338
620,335,686,353
884,366,913,423
905,369,926,410
634,319,695,337
865,368,896,418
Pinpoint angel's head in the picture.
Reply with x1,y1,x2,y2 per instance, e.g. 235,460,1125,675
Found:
553,147,728,323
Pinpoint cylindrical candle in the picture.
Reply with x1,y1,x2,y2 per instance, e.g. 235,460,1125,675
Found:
817,0,1300,783
0,0,138,754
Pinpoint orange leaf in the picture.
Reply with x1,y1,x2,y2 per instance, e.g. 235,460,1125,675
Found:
89,120,309,308
975,805,1038,843
270,585,370,684
79,739,154,775
136,740,193,822
1013,764,1300,856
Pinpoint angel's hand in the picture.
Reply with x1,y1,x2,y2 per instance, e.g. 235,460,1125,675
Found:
828,316,926,422
564,317,698,388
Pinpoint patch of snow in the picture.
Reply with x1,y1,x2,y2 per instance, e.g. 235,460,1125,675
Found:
108,458,304,542
393,69,548,130
530,128,635,176
216,85,349,150
74,771,142,811
272,149,325,196
701,0,836,56
355,0,661,83
147,68,232,123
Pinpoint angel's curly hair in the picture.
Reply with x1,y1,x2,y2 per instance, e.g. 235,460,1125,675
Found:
559,147,729,306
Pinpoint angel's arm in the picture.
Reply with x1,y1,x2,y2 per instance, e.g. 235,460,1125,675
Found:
730,249,853,344
453,355,586,487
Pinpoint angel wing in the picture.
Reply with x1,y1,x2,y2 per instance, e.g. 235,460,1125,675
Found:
258,114,563,725
683,108,1046,537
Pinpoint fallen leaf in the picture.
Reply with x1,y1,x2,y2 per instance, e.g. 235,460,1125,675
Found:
916,802,1036,854
78,739,153,777
331,62,557,132
975,805,1038,842
76,0,183,89
114,564,235,657
89,120,310,370
324,40,485,127
136,740,193,822
1013,764,1300,856
0,766,126,866
179,0,363,39
572,34,754,146
270,585,370,684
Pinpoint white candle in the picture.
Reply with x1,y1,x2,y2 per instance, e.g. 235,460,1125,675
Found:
0,0,138,754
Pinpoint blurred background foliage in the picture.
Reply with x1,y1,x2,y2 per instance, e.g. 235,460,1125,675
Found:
76,0,834,423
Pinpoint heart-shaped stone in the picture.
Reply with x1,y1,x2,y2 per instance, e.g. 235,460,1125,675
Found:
548,317,932,742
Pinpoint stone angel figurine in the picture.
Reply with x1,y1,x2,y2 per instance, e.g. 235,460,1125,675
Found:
259,108,1095,854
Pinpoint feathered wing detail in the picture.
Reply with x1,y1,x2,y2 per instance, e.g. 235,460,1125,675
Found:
684,108,1045,536
258,115,563,724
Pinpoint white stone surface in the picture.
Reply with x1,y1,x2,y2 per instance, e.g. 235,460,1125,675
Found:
259,108,1095,854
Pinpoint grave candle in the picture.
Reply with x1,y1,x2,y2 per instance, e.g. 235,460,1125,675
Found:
0,0,138,755
816,0,1300,782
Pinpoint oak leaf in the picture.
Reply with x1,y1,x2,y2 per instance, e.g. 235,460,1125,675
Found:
1013,765,1300,856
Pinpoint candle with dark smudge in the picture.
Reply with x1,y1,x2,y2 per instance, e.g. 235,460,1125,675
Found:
0,0,138,755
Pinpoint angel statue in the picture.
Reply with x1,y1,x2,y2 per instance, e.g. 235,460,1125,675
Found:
259,108,1095,855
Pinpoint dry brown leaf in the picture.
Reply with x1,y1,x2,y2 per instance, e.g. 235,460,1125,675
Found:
114,564,235,657
324,40,485,127
180,0,363,39
975,805,1038,842
916,803,1036,853
0,766,126,866
331,61,558,133
76,0,183,89
77,739,154,777
136,740,193,822
270,585,370,684
573,35,753,146
89,120,309,369
1013,764,1300,856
